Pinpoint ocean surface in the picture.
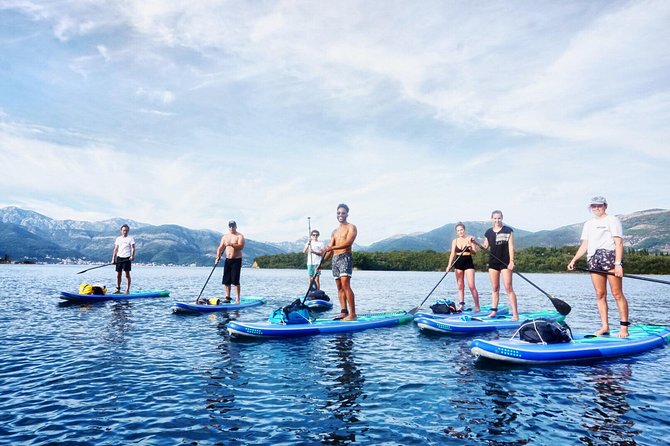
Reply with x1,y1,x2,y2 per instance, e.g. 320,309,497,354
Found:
1,264,669,446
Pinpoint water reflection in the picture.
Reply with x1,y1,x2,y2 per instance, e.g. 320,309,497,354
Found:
322,334,365,444
580,364,638,446
103,301,132,345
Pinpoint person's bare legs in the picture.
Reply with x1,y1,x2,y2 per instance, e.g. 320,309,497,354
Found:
487,269,500,318
340,276,356,321
501,269,518,320
124,271,131,294
591,273,610,335
607,273,629,337
234,284,241,304
465,268,480,312
455,269,465,309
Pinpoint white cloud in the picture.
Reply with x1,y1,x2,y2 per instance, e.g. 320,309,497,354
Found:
0,1,668,245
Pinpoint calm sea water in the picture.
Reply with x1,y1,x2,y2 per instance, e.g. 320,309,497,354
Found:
1,264,669,445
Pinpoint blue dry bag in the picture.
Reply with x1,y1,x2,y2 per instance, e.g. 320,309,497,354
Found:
269,299,312,324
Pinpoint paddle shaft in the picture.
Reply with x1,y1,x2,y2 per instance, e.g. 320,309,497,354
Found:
76,261,124,274
195,260,220,303
577,268,670,285
474,240,571,316
302,254,327,304
408,248,468,315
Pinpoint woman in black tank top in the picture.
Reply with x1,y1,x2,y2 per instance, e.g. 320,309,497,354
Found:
447,222,480,312
480,210,519,320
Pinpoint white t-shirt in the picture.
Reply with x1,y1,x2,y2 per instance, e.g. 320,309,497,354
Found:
306,240,324,266
115,235,135,258
580,214,623,259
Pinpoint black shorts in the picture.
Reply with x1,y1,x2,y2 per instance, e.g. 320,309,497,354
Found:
454,255,475,271
488,259,508,271
223,258,242,286
115,257,131,272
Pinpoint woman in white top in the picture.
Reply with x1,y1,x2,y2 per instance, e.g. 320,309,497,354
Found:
568,196,629,337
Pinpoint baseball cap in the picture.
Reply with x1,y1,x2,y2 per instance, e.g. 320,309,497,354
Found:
228,220,237,228
590,196,607,205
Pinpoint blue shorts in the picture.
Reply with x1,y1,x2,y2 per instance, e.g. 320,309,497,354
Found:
307,265,321,277
332,253,353,278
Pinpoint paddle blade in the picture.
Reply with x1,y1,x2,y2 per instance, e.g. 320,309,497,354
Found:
551,297,571,316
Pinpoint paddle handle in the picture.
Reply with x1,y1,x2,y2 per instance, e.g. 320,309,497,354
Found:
76,261,120,274
576,268,670,285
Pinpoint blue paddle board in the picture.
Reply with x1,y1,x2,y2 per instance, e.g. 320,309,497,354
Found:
227,311,413,338
470,324,670,364
172,297,266,313
59,290,170,303
413,304,509,320
305,299,333,311
414,310,565,335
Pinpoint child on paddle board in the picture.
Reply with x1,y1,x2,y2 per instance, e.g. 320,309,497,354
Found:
567,196,630,337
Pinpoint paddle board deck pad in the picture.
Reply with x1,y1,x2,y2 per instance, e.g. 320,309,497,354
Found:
415,310,565,335
60,290,170,302
172,297,266,313
413,304,509,320
305,299,333,311
227,311,413,338
470,325,670,364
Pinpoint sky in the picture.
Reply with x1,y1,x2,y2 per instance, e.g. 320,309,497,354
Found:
0,0,668,245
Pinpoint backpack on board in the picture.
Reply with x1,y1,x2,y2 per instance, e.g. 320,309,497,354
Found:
79,283,106,295
268,299,312,324
307,289,330,301
430,299,459,314
517,318,572,344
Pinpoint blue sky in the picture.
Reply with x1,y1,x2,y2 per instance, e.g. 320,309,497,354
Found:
1,0,668,245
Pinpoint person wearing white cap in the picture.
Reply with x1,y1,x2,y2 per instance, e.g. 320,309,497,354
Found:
216,220,245,304
568,196,630,337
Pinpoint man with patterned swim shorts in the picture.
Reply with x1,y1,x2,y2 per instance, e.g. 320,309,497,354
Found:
324,203,358,321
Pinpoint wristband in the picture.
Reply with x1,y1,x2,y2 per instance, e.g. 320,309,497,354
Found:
614,261,623,266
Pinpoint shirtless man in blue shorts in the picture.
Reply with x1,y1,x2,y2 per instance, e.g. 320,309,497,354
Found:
324,203,358,321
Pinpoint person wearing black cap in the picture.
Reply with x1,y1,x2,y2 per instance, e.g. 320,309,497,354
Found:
216,220,245,303
568,196,630,337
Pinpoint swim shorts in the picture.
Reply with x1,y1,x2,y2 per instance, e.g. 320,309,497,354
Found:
115,257,131,272
223,257,242,286
307,264,321,277
587,249,615,272
332,253,353,278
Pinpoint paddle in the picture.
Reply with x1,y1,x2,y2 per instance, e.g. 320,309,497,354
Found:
576,267,670,286
76,261,124,274
473,241,572,316
194,260,220,303
302,253,327,304
408,247,468,315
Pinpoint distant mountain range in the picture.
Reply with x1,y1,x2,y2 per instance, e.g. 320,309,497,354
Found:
1,206,668,265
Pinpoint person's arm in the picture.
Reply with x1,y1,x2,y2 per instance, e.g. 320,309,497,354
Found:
446,239,457,271
567,240,589,270
481,233,489,250
233,234,245,251
111,241,118,263
323,232,337,260
613,236,624,277
507,232,515,271
215,236,226,262
130,243,135,261
468,236,477,254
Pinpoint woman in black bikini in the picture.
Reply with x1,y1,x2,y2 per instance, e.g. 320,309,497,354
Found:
447,222,480,312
